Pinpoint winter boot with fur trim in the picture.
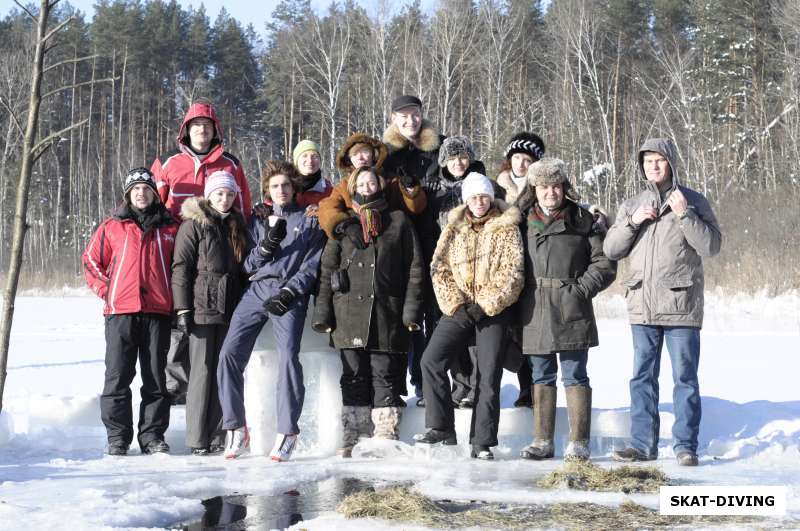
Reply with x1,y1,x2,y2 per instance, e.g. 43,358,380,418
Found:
520,384,556,460
371,406,402,440
338,406,372,458
564,385,592,461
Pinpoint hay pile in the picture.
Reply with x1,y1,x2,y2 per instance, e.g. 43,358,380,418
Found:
538,460,669,493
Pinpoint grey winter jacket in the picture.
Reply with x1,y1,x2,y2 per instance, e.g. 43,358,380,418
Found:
603,138,721,328
244,202,326,301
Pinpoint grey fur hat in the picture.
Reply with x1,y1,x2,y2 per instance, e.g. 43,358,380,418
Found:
438,135,476,167
527,158,581,201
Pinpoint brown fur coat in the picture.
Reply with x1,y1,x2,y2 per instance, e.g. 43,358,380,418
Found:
430,200,525,317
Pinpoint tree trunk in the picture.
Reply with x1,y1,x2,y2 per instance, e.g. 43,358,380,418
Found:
1,0,56,413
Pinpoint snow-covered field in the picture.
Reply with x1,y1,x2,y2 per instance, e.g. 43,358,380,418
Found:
0,289,798,530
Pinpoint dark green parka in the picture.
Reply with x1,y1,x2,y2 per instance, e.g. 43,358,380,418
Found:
518,198,616,354
313,209,424,352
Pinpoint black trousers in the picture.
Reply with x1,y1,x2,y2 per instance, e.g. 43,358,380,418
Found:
340,349,407,408
421,311,509,446
185,323,227,449
101,313,171,447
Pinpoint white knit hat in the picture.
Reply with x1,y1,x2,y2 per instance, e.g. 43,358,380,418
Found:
461,172,494,203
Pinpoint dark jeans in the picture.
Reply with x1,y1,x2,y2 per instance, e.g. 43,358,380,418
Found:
529,350,590,387
185,323,227,449
101,313,171,448
340,349,407,407
629,325,701,455
421,311,508,447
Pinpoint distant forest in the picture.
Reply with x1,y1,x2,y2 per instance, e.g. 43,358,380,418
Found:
0,0,797,291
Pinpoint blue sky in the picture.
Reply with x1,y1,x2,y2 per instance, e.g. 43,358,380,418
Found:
0,0,434,36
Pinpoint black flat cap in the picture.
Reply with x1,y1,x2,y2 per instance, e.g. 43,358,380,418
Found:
391,95,422,112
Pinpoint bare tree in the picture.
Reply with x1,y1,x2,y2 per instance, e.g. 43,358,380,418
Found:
0,0,90,412
291,10,353,170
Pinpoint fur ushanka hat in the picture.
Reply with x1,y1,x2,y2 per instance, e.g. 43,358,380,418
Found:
527,158,581,201
438,135,476,167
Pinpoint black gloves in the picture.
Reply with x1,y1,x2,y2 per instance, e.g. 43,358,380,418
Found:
452,305,472,325
176,312,193,335
453,303,485,325
259,217,287,257
399,174,416,189
265,288,296,316
342,221,367,250
464,303,486,324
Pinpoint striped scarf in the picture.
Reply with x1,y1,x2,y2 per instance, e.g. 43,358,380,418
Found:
528,203,567,232
351,191,388,244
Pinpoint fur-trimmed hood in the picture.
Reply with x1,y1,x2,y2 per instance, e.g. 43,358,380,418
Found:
336,133,388,173
445,199,521,231
495,169,530,206
383,119,441,154
180,196,244,226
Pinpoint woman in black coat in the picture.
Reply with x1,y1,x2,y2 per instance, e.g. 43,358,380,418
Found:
313,167,423,457
172,171,249,455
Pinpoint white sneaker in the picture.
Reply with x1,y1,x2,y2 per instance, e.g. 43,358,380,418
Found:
269,434,298,462
223,427,250,459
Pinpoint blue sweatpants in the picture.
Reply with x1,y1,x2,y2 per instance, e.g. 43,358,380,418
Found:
217,288,307,434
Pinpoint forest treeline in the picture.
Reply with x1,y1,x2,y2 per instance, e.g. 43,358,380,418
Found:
0,0,797,291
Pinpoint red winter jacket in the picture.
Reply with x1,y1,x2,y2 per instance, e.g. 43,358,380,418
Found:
83,204,178,316
150,102,252,220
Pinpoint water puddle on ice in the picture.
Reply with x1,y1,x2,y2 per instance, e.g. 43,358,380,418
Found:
181,476,389,530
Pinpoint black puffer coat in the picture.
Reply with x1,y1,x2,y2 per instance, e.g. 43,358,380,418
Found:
172,197,248,325
313,209,424,352
518,200,616,354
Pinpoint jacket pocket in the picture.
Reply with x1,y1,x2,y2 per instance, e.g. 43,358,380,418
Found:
656,277,693,315
217,273,232,316
559,281,588,323
623,277,643,315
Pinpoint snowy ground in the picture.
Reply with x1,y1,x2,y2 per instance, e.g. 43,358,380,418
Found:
0,289,798,530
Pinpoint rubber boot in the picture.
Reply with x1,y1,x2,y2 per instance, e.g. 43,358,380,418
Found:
520,384,556,460
564,385,592,461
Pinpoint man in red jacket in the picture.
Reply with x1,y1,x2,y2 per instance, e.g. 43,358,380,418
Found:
150,102,253,403
83,168,179,456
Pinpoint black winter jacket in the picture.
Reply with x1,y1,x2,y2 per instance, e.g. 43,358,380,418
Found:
518,200,616,354
172,197,248,325
313,209,424,352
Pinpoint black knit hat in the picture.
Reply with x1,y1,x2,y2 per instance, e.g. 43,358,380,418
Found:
504,132,545,161
123,167,158,197
391,95,422,112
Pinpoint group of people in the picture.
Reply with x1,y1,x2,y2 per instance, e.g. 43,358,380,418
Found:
83,94,721,467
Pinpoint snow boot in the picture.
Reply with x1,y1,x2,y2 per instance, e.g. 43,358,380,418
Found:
371,406,402,440
338,405,371,458
520,384,556,460
269,433,298,462
564,385,592,461
107,441,128,456
223,426,250,459
414,428,458,445
470,444,494,460
141,439,170,455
